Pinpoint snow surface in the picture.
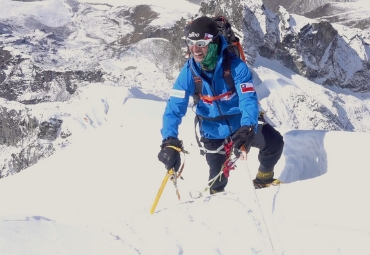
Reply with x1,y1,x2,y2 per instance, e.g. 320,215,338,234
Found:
0,0,72,27
1,0,370,254
77,0,199,28
1,81,370,255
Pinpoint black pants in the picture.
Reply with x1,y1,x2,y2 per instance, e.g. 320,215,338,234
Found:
201,123,284,192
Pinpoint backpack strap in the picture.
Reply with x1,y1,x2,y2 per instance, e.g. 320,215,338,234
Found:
190,66,202,105
194,115,205,155
221,50,235,92
190,64,205,155
234,42,246,62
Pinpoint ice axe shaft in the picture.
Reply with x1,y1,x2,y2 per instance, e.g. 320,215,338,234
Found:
150,168,175,214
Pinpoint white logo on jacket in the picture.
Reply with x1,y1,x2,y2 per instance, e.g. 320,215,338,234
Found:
171,89,185,98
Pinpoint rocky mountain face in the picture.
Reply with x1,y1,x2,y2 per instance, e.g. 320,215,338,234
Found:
1,0,369,177
241,0,370,92
0,1,189,177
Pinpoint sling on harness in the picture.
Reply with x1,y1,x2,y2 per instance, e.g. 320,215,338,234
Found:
221,140,237,178
191,49,242,155
190,52,267,156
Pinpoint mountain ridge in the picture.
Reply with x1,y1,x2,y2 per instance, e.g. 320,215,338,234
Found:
1,0,369,178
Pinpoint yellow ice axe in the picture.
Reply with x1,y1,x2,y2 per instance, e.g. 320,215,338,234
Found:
150,146,188,214
150,168,176,214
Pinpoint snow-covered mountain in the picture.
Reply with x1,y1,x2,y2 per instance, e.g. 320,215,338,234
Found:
304,0,370,29
263,0,370,29
263,0,356,14
1,0,370,178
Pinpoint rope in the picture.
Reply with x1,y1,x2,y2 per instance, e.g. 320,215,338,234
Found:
245,162,276,254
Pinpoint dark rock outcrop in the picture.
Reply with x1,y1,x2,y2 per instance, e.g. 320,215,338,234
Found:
0,105,63,178
0,48,104,104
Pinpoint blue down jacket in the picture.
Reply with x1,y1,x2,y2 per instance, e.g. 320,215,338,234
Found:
161,35,259,140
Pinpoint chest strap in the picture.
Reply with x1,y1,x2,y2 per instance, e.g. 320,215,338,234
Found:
199,90,235,104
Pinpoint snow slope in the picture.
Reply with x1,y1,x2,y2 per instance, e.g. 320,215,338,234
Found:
0,82,369,255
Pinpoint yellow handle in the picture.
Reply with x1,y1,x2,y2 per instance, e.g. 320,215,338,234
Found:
150,169,175,214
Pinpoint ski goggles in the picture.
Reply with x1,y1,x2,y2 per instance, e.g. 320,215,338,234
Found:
185,34,219,47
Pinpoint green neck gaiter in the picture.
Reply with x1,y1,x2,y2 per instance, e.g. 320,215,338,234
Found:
201,43,219,71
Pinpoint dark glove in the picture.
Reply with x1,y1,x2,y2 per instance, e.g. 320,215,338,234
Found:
232,125,255,157
157,137,183,172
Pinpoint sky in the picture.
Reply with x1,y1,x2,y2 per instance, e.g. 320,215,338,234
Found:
1,0,370,254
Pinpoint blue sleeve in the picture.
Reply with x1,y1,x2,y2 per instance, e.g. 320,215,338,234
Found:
233,62,259,132
160,64,193,140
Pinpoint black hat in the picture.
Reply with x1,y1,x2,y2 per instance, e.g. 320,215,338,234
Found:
187,16,219,44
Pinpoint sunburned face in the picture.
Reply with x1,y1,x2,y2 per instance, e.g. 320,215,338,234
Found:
189,44,209,63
